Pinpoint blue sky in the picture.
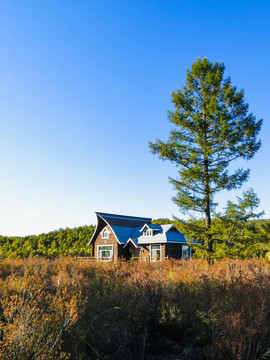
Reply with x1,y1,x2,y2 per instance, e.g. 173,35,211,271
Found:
0,0,269,236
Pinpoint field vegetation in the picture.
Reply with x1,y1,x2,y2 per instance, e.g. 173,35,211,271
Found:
1,258,270,359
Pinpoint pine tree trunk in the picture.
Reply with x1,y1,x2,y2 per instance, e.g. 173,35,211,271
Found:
205,200,213,253
204,157,213,254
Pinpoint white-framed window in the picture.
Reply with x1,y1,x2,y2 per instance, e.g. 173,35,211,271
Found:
143,229,152,237
182,245,190,259
150,244,161,262
102,228,109,239
98,245,113,260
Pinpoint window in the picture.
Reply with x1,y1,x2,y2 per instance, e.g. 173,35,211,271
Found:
182,245,190,259
98,245,113,260
150,244,161,262
143,229,152,237
102,228,109,239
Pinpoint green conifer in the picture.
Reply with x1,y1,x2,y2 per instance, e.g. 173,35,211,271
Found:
150,58,262,253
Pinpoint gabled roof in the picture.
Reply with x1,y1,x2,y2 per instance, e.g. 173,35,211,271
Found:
88,212,190,246
88,212,152,245
124,238,140,248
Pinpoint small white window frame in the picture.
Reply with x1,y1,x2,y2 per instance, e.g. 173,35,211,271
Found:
150,244,161,262
143,229,152,237
97,245,113,261
102,227,109,239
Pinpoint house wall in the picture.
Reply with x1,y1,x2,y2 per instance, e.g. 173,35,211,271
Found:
94,225,119,262
162,244,166,259
92,222,190,262
119,244,130,259
166,243,182,259
140,244,166,259
132,246,140,258
141,244,150,258
140,243,189,260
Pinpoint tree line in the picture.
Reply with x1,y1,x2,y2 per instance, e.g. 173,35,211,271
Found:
0,226,95,259
1,216,270,260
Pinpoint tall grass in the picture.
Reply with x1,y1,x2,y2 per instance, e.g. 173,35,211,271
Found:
0,258,270,359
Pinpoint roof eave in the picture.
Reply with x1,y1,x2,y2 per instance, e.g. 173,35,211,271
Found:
123,238,141,248
87,212,123,245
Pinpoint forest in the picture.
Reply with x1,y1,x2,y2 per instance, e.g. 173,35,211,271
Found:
1,218,270,260
0,226,95,259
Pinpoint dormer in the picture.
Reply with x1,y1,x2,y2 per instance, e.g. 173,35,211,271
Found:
140,224,160,237
143,229,152,237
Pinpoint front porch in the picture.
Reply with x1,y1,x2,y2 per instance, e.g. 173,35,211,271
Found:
124,242,191,261
88,242,191,262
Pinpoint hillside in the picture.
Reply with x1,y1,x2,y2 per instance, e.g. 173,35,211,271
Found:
0,218,172,259
0,225,95,259
1,218,269,259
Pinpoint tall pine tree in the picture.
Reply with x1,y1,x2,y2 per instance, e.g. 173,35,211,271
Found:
149,58,262,254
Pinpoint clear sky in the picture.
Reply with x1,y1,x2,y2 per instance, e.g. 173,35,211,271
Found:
0,0,269,236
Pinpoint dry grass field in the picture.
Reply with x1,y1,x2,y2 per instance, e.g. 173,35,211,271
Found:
0,258,270,359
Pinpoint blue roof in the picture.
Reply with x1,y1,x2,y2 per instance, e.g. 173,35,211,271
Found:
89,212,191,246
166,230,186,242
97,212,152,227
111,223,189,245
110,225,137,244
130,227,142,239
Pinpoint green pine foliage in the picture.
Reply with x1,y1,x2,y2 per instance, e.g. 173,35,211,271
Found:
211,189,268,258
175,189,270,259
0,225,94,259
150,58,262,253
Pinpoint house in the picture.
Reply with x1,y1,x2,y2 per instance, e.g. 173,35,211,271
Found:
88,212,192,261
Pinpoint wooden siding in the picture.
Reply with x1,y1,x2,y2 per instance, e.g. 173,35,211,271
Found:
166,243,182,259
94,225,119,262
119,244,129,259
141,244,150,257
142,243,187,260
140,244,166,260
93,224,188,261
132,246,140,258
161,244,166,259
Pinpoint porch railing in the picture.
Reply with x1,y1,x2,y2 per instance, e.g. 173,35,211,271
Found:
75,256,169,262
